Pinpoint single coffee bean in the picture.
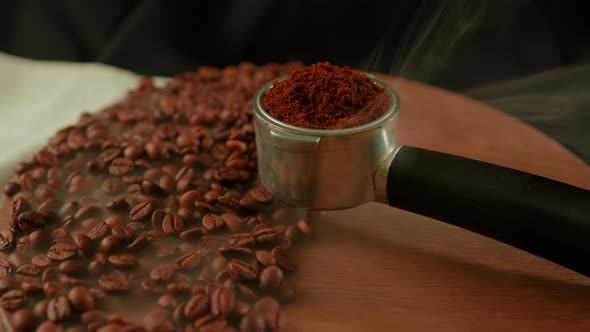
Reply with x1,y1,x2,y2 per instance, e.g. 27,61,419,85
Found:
102,177,123,194
129,200,156,222
29,229,52,252
43,281,65,298
67,286,95,311
221,213,242,233
0,277,18,295
151,209,165,229
218,246,253,258
228,233,256,247
74,205,101,220
239,309,265,332
0,257,13,277
17,211,47,232
21,281,44,294
87,222,111,241
271,247,296,272
255,251,276,267
202,214,224,232
227,259,258,281
264,309,288,331
150,264,175,282
211,287,234,318
11,308,35,331
108,253,136,269
0,229,15,251
98,274,129,293
36,320,62,332
47,243,77,261
254,297,279,314
126,235,149,252
71,233,95,258
47,295,71,322
162,213,184,235
184,294,209,320
41,267,59,283
100,235,121,254
104,215,125,227
111,224,135,241
259,266,284,291
58,260,85,276
108,158,135,176
179,227,204,241
16,264,43,277
173,253,201,271
0,289,26,310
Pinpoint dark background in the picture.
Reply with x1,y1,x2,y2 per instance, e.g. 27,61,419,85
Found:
1,0,589,163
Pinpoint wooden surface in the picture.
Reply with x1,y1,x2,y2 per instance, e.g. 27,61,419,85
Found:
2,76,590,331
288,76,590,331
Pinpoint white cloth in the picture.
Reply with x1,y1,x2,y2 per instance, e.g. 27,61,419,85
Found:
0,52,166,184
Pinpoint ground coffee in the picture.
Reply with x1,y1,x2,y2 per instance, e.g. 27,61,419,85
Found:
261,62,388,129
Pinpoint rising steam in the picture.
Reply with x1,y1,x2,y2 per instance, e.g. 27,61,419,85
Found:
365,0,487,82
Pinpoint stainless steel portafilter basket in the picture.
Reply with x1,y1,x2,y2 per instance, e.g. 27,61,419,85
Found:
253,74,590,278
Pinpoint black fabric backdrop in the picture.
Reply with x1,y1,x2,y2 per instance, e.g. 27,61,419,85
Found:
1,0,589,163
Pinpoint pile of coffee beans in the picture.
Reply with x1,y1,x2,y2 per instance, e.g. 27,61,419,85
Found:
0,61,311,331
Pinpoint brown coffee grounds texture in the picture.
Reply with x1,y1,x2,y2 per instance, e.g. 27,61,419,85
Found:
261,61,388,129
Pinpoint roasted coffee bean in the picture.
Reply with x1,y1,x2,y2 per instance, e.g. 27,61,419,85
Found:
16,264,43,277
0,277,18,295
47,295,71,322
218,246,253,258
202,213,224,232
43,281,65,299
129,200,156,222
88,222,111,241
184,294,209,320
58,260,85,276
102,178,123,194
142,180,168,196
100,235,120,254
31,254,52,267
68,286,95,311
228,233,256,247
162,213,184,235
178,227,204,241
0,257,13,278
105,196,128,210
249,187,273,204
0,229,15,251
71,233,94,258
252,228,278,244
3,181,21,197
47,243,77,261
150,264,174,282
264,309,288,331
36,320,62,332
157,293,177,309
227,259,257,281
111,225,135,241
11,308,36,331
74,205,101,220
41,267,59,283
271,247,296,272
240,309,265,332
108,253,136,269
29,229,52,252
17,211,47,232
259,266,284,291
0,289,26,310
221,213,242,233
98,274,129,293
104,215,125,227
51,228,69,243
173,253,201,271
109,158,135,176
211,287,234,318
255,251,276,267
144,315,175,332
22,281,44,294
33,299,49,320
126,235,149,252
254,297,279,314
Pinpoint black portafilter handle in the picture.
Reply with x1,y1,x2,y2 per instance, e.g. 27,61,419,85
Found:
386,145,590,277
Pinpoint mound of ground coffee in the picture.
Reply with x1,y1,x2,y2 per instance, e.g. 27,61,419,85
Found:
261,61,388,129
0,61,311,332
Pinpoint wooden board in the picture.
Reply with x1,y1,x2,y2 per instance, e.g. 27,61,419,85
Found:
287,76,590,331
2,76,590,331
